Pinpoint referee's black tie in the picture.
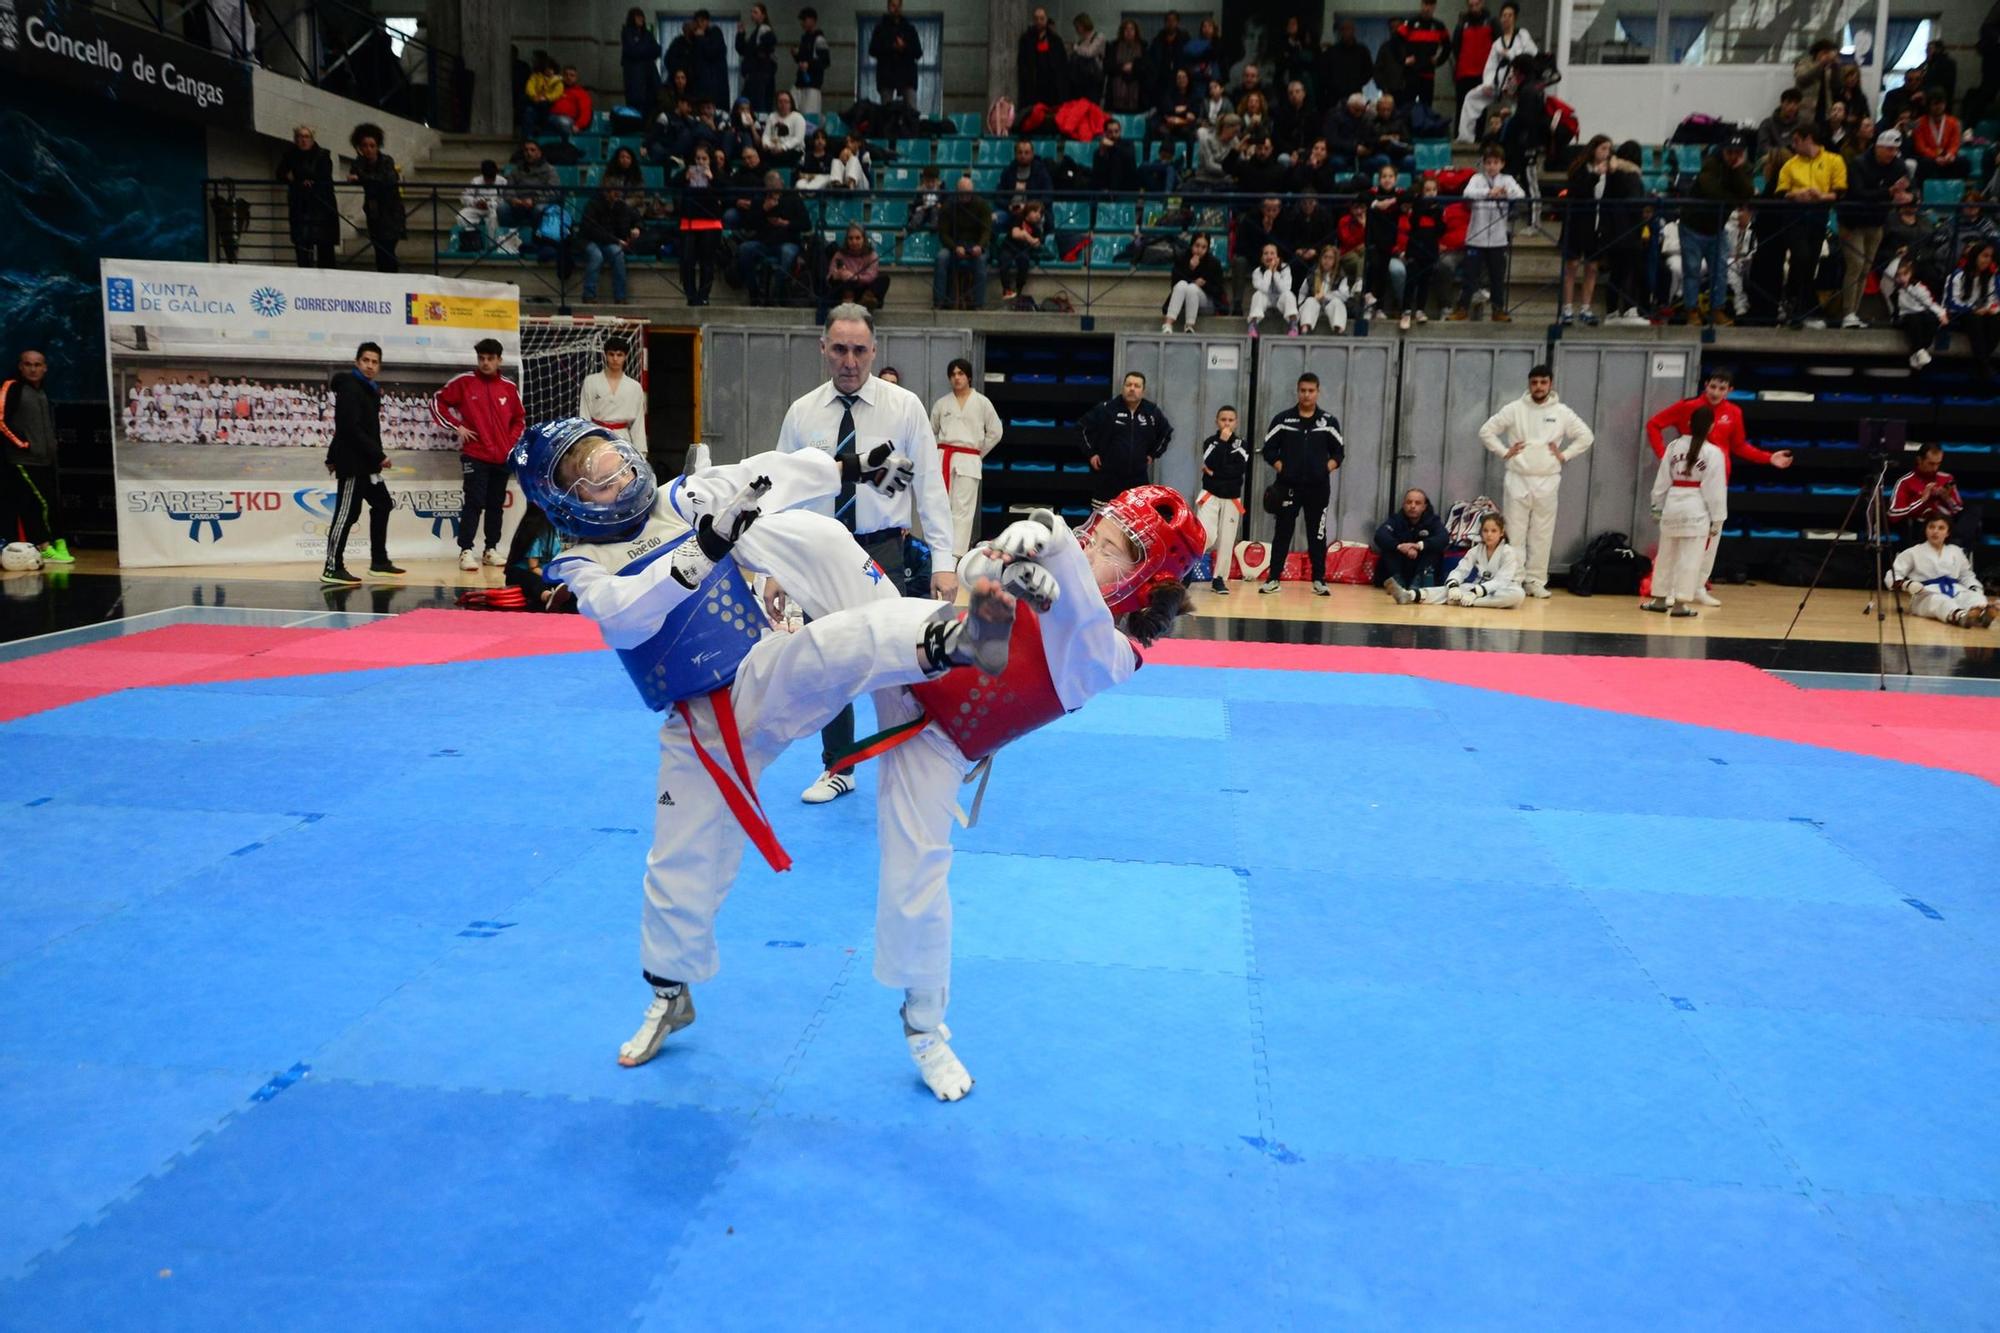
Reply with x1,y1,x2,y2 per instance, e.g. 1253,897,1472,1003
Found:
834,393,859,532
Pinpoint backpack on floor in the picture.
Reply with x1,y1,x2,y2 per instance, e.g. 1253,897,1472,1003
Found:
1568,531,1650,597
1444,496,1497,546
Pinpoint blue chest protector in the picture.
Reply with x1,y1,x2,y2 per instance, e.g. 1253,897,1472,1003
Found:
613,530,767,712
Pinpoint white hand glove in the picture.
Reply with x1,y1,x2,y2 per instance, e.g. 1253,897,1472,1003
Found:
857,442,915,497
992,515,1055,560
704,474,771,551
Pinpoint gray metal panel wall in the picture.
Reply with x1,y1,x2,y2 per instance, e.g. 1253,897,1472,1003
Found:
1250,338,1401,544
1552,339,1702,559
1112,333,1253,505
1395,337,1547,527
697,325,972,463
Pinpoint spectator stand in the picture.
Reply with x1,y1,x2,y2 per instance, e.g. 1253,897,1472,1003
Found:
978,334,1115,539
1704,349,2000,586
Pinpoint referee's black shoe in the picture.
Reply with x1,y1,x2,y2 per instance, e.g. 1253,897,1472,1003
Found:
321,566,363,586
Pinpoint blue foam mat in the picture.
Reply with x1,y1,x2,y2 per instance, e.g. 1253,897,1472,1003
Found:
2,650,1996,1325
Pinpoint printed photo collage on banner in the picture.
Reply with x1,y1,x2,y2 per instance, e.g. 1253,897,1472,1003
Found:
100,260,523,567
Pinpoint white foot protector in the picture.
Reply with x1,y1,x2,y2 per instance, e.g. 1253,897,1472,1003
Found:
618,985,695,1067
907,1023,973,1101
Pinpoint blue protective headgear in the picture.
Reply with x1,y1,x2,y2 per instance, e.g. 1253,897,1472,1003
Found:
511,418,657,540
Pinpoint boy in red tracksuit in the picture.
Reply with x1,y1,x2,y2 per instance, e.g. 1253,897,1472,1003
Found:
1644,366,1795,605
432,337,526,569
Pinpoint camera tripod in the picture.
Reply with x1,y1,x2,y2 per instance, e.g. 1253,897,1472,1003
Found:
1773,420,1912,689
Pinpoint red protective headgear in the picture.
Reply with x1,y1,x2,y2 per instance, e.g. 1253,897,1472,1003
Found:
1080,484,1207,616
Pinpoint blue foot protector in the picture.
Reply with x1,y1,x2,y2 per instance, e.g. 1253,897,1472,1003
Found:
1,1079,743,1333
632,1115,1284,1331
1257,977,1794,1188
1280,1154,1892,1330
767,956,1261,1152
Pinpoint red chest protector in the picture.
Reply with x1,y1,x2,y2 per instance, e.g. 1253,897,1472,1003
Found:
907,606,1065,761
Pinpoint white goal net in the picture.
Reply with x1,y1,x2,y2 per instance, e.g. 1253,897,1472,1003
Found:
519,315,649,433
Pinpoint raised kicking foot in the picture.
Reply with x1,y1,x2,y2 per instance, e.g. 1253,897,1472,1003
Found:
618,983,695,1067
922,577,1018,676
906,1022,973,1101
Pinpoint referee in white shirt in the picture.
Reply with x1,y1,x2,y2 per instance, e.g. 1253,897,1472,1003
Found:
777,302,955,805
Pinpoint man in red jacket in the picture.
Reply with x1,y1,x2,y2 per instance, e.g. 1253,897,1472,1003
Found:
1644,368,1794,604
432,337,526,570
1888,441,1980,549
1389,0,1451,111
1451,0,1497,114
549,66,595,135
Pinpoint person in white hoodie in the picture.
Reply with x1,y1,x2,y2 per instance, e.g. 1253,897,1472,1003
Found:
1885,251,1951,369
1644,404,1727,617
457,159,509,250
1475,363,1595,597
1385,511,1524,606
1296,246,1352,333
1247,243,1300,336
1888,514,1995,627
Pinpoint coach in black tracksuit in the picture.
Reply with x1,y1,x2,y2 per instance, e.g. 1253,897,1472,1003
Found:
1078,370,1173,503
1261,371,1345,594
321,341,401,584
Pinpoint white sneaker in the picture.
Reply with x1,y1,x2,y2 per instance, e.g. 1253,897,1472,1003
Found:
1911,348,1933,369
1312,580,1330,596
1693,589,1722,607
1840,313,1866,329
618,985,695,1067
457,549,478,571
801,770,855,804
1259,580,1282,594
1161,321,1174,333
1803,316,1828,329
907,1023,973,1101
1384,577,1416,605
481,547,504,566
1527,583,1552,599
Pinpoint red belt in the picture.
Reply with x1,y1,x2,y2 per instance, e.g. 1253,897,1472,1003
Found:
593,418,632,429
1670,480,1702,488
674,687,792,873
939,442,981,490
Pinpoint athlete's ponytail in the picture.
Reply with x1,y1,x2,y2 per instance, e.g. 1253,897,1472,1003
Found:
1682,406,1714,479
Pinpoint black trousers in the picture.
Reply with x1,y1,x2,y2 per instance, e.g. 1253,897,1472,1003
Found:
1897,310,1943,356
458,457,509,552
1958,310,2000,363
1374,544,1441,588
1784,212,1829,319
820,526,915,774
680,230,720,304
1268,489,1330,584
1092,465,1149,504
0,457,52,546
324,474,393,572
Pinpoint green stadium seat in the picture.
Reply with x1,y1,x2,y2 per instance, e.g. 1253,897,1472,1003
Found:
892,138,930,164
1054,201,1092,230
881,165,922,191
1413,141,1451,171
1641,144,1665,171
872,198,910,228
553,165,586,188
1086,233,1131,267
822,113,846,137
901,231,939,263
868,228,898,261
949,112,982,136
970,167,1002,191
1094,201,1137,231
1116,113,1148,139
935,140,973,167
1064,141,1098,166
1672,144,1705,173
1642,170,1668,193
820,196,866,229
1964,145,1991,181
1030,138,1057,159
1925,177,1968,206
976,138,1016,165
1212,233,1229,262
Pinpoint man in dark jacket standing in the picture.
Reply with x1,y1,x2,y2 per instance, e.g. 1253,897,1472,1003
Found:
668,12,732,110
1838,130,1913,326
1079,371,1172,502
275,126,339,267
870,0,923,105
1317,20,1375,110
1679,136,1756,327
322,342,401,584
1261,370,1344,595
1018,7,1067,108
1374,487,1447,588
0,349,67,563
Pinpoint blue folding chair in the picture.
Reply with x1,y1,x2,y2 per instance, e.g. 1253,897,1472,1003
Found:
934,140,973,168
1413,141,1452,172
1094,201,1137,231
901,231,939,264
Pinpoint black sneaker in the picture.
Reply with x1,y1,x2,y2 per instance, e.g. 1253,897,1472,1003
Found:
321,567,363,586
369,561,407,576
1210,578,1229,595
